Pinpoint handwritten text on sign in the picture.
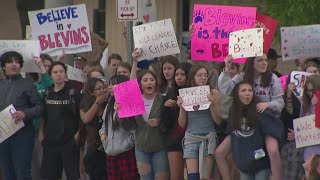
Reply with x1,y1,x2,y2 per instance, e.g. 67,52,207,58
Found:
28,4,92,56
133,18,180,60
191,4,256,62
0,40,40,73
114,79,146,118
179,85,211,111
281,24,320,60
0,105,24,144
229,28,263,59
66,65,85,82
290,71,312,98
293,115,320,148
255,13,278,53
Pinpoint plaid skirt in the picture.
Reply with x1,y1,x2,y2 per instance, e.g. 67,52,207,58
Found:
107,148,139,180
281,141,305,180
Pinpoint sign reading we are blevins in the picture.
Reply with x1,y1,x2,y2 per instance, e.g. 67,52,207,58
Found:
281,24,320,60
229,28,263,59
114,79,146,118
294,115,320,148
179,85,211,112
132,18,180,60
191,4,256,63
28,4,92,56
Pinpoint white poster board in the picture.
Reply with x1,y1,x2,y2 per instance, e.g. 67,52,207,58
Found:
67,65,85,82
179,85,211,111
0,105,24,144
0,40,41,73
281,24,320,60
290,71,312,99
133,18,180,60
229,28,263,59
28,4,92,56
293,115,320,148
133,0,157,26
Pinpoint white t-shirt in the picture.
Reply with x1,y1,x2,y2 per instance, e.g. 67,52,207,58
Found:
142,97,155,122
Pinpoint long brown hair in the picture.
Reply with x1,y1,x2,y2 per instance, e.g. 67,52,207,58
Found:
243,56,272,88
302,75,320,115
307,154,320,180
159,55,179,93
229,81,260,130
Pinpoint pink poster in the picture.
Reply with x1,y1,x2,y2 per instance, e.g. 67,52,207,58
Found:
114,79,146,118
191,4,256,63
255,13,278,54
279,74,289,92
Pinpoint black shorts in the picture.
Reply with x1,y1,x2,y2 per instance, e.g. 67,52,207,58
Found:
40,139,80,180
167,138,183,152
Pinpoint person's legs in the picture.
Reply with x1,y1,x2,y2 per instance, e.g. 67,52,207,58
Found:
254,169,271,180
32,134,43,180
215,135,232,180
168,151,184,180
119,149,139,180
152,149,169,180
265,135,282,180
107,154,121,180
11,125,34,180
186,159,199,180
239,171,254,180
62,139,80,180
135,148,154,180
40,143,63,180
0,139,16,180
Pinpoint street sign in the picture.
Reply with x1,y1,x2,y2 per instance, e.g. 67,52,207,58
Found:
117,0,138,21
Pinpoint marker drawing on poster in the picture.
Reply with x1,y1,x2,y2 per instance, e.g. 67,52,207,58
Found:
28,4,92,56
294,115,320,148
255,13,278,53
0,105,25,144
66,65,85,82
179,85,211,111
229,28,263,59
290,71,312,98
133,18,180,60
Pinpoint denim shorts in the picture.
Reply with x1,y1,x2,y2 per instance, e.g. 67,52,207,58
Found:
240,169,271,180
183,133,210,159
135,148,169,180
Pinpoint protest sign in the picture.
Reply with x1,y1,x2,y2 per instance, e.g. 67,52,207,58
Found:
316,91,320,128
293,115,320,148
0,40,40,73
279,74,289,92
179,85,211,111
28,4,92,56
66,65,85,82
26,25,32,40
133,19,180,60
0,105,24,144
229,28,263,59
114,79,146,118
255,13,278,53
290,71,312,98
191,4,256,63
133,0,157,25
281,24,320,60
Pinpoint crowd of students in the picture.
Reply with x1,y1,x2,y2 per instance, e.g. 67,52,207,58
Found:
0,45,320,180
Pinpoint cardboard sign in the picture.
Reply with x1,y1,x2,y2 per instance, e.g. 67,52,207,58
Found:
229,28,263,59
191,4,256,63
316,91,320,128
133,18,180,60
28,4,92,56
293,115,320,148
133,0,157,26
117,0,138,21
0,105,24,144
279,74,289,92
114,79,146,118
178,85,211,111
0,40,41,73
281,24,320,60
66,65,85,82
290,71,312,98
255,13,278,53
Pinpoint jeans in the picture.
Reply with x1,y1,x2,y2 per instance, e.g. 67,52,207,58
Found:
135,148,169,180
0,125,35,180
240,169,271,180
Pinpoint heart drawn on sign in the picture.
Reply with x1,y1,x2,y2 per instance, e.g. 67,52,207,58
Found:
143,14,150,23
193,105,200,111
67,24,72,29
